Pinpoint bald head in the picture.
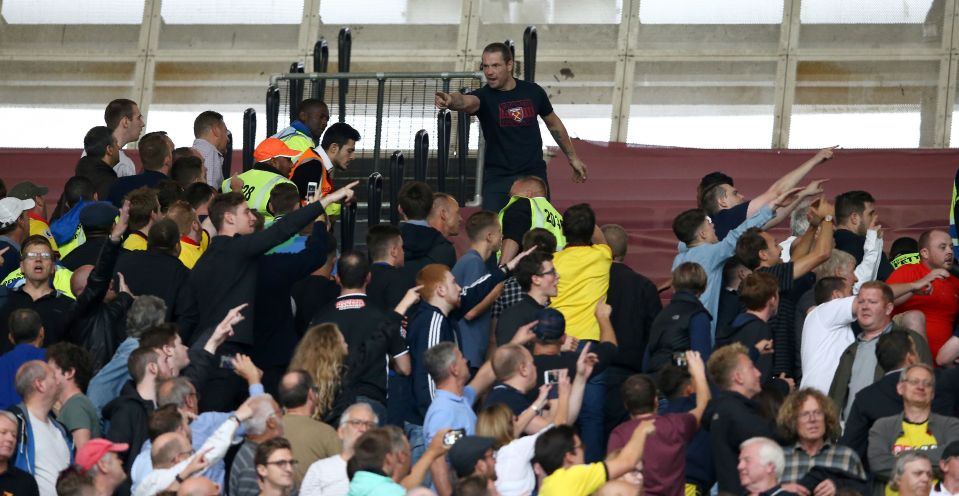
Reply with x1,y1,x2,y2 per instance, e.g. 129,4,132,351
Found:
601,224,628,261
70,265,95,297
510,176,547,198
177,476,220,496
152,432,191,468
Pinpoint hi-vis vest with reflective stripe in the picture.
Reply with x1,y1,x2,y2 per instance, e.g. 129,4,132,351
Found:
222,169,295,222
2,266,75,299
288,149,340,217
497,196,566,251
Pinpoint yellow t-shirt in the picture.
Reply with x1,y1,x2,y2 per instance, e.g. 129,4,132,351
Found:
551,244,613,340
178,235,204,269
540,462,608,496
886,420,939,496
122,231,148,251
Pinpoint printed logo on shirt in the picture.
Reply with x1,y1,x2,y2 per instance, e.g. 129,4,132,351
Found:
499,100,536,127
336,299,366,310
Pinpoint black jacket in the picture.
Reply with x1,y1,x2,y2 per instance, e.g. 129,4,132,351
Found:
75,157,118,202
400,223,456,282
188,200,330,346
701,390,781,494
367,263,412,311
645,291,708,372
717,313,773,380
103,381,155,474
60,235,109,271
0,288,73,354
67,237,134,372
607,262,661,372
834,229,893,281
114,249,198,338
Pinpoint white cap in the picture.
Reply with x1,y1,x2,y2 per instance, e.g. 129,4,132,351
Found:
0,197,34,228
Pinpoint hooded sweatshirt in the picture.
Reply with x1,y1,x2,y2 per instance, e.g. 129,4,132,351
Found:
400,222,456,282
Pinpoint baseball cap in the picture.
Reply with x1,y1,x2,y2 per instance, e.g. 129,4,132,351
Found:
0,197,34,228
533,308,566,342
8,181,48,200
448,436,496,478
75,438,128,473
79,202,120,229
253,138,301,163
943,441,959,460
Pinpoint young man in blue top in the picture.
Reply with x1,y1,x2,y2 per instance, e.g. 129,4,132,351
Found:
451,211,503,370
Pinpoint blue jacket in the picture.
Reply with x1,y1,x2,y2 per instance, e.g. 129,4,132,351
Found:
88,337,139,414
8,402,73,476
0,344,45,409
406,267,506,424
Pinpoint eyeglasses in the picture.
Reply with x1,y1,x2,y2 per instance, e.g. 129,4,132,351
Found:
23,252,52,260
536,268,557,277
346,419,377,429
799,410,824,421
265,459,299,468
903,378,934,388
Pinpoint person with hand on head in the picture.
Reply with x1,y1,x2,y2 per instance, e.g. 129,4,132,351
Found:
188,179,356,411
300,402,378,496
533,419,655,496
777,389,866,496
0,409,39,496
254,437,297,496
607,350,711,496
435,42,587,212
738,437,798,496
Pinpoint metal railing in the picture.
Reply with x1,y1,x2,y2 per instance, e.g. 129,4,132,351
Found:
368,172,383,226
242,108,256,171
340,201,357,251
389,151,404,225
288,62,305,121
312,38,329,100
337,28,352,124
413,129,428,182
524,26,538,82
437,110,451,193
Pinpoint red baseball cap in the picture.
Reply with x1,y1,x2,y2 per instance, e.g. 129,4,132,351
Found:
75,438,129,473
253,138,301,163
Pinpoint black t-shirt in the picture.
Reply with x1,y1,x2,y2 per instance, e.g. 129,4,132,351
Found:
291,275,341,337
502,199,533,245
495,294,545,346
469,79,553,177
834,228,893,281
311,295,407,403
482,382,532,415
368,263,413,312
531,341,617,392
712,201,750,240
0,466,39,496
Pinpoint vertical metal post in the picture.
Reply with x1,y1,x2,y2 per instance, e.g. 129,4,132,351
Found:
289,62,305,123
437,110,451,193
457,87,471,207
266,85,280,137
313,38,329,100
504,39,517,77
242,108,256,172
372,77,386,172
340,202,357,251
414,130,429,182
368,172,383,226
338,27,352,124
389,151,405,225
222,131,233,181
523,26,537,82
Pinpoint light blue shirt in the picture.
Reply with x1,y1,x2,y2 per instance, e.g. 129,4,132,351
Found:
87,337,139,413
672,206,774,338
423,386,477,446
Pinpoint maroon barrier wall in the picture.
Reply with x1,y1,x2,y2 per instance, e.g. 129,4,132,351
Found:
1,143,956,287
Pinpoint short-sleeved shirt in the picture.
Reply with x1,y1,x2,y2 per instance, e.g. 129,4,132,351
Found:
552,244,613,340
452,249,493,366
469,79,554,177
502,199,535,246
58,393,101,438
282,414,342,484
712,202,750,240
482,382,532,415
0,466,39,496
539,462,608,496
887,263,959,359
423,386,478,446
495,293,546,346
607,413,697,496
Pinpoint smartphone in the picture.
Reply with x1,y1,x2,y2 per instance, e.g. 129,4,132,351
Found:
443,428,465,446
544,369,562,385
673,352,687,368
306,181,318,201
219,354,236,370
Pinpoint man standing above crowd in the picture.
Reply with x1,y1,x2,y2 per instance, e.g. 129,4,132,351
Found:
193,111,229,188
886,229,959,361
435,42,588,212
102,98,145,177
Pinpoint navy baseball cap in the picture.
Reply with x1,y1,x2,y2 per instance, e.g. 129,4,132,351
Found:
449,436,496,478
79,202,119,229
533,308,565,342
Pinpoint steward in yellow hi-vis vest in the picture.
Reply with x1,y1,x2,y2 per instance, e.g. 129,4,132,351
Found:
498,196,566,254
222,137,299,223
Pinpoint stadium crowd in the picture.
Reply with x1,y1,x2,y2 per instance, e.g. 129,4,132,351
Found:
1,42,959,496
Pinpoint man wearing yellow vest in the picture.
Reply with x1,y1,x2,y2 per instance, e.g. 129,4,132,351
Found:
497,175,566,264
7,182,57,254
287,122,360,217
274,99,330,154
222,138,299,222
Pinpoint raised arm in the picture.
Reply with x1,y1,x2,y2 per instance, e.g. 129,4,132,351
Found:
853,228,881,293
791,199,835,279
604,420,656,480
748,147,835,217
435,91,481,115
684,350,711,425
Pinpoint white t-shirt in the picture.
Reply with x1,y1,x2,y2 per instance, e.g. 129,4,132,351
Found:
30,412,71,496
494,424,554,496
300,454,348,496
114,149,136,177
799,296,857,394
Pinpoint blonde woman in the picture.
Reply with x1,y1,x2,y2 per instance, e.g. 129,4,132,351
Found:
288,323,349,421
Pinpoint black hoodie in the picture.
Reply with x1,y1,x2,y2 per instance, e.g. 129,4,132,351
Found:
103,381,155,475
701,390,781,494
400,222,456,281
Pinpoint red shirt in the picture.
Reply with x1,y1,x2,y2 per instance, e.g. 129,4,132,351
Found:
887,262,959,360
607,413,696,496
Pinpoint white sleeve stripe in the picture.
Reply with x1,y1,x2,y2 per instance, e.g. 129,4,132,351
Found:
460,273,493,295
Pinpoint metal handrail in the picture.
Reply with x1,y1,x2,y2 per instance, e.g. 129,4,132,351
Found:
437,110,451,193
337,27,352,123
523,26,538,82
313,38,329,99
413,129,429,182
265,85,280,136
389,151,404,225
289,62,305,122
368,172,383,226
340,201,357,251
269,71,483,84
242,108,256,172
